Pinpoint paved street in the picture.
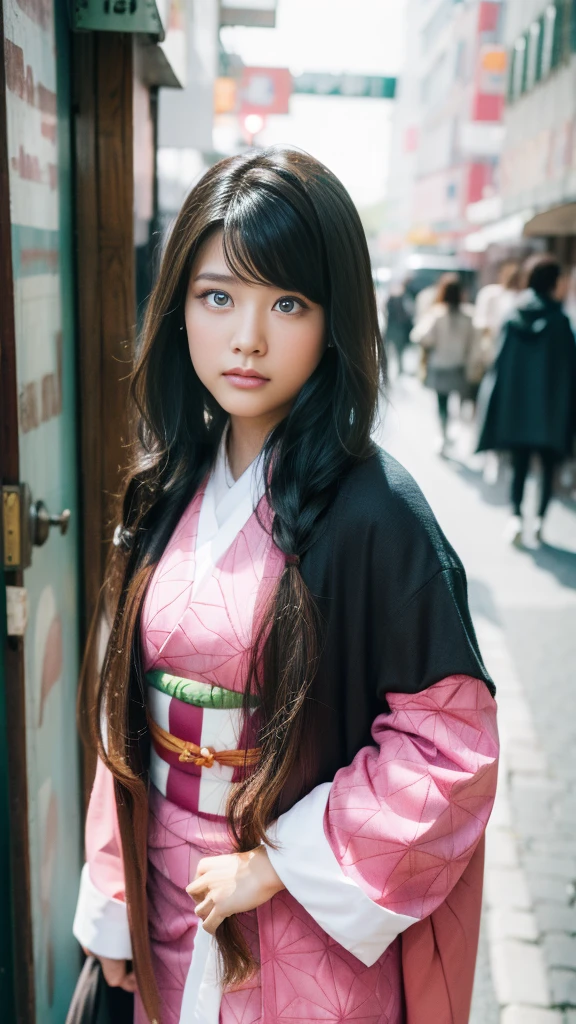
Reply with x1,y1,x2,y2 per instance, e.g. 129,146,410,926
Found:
378,370,576,1024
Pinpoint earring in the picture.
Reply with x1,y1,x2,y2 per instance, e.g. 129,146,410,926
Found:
327,339,335,348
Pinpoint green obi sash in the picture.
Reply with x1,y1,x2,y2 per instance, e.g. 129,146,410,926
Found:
146,669,259,709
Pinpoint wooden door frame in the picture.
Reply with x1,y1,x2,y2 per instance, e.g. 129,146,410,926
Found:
0,0,35,1019
72,31,136,645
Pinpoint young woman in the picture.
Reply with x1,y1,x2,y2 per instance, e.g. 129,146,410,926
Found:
73,148,499,1024
411,275,477,454
478,253,576,546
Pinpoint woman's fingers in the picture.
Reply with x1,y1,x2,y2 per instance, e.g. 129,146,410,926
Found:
193,895,214,921
120,970,138,993
80,951,138,995
194,856,215,879
99,957,131,989
200,907,225,934
187,873,211,900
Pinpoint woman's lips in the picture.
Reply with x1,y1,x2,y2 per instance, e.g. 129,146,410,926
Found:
223,370,270,389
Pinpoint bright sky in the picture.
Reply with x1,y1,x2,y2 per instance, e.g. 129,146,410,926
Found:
220,0,407,211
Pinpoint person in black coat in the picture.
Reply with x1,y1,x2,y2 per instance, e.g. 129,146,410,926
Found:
477,254,576,544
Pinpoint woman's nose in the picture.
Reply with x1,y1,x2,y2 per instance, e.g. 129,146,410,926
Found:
231,309,267,356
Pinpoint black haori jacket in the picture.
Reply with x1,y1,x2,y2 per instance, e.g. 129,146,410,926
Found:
285,447,497,1023
298,447,494,788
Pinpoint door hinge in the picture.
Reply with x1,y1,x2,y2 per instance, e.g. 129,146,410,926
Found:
2,484,32,571
6,585,28,636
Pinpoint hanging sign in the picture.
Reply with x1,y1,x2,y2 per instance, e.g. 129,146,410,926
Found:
240,67,292,116
72,0,166,38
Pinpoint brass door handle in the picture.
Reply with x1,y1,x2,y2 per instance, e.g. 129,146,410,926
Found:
29,501,71,547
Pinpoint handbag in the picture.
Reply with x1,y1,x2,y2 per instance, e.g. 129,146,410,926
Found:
66,955,134,1024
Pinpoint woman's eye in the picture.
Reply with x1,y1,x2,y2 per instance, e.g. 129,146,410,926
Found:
206,291,231,307
274,297,301,314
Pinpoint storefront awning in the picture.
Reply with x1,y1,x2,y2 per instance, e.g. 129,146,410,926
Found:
523,203,576,236
220,1,277,27
464,209,535,253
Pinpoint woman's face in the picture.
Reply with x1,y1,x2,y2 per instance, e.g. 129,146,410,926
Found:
185,231,326,428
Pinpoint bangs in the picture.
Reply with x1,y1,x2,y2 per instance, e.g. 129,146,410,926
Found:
221,182,328,306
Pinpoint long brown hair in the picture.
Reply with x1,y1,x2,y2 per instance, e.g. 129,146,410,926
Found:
79,147,384,1021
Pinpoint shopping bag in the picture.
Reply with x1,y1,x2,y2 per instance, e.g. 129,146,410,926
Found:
65,956,107,1024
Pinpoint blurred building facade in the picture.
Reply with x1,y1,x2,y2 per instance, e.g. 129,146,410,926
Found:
384,0,507,265
463,0,576,309
499,0,576,289
386,0,576,297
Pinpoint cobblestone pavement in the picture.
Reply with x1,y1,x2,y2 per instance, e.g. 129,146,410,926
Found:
378,372,576,1024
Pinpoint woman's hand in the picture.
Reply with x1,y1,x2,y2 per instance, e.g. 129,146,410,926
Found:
186,847,285,934
81,949,137,993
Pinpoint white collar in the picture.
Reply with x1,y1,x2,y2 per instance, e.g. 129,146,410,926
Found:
191,431,266,600
211,429,263,527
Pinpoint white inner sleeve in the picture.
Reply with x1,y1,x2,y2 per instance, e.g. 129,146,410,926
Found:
179,925,221,1024
73,863,133,960
267,782,419,967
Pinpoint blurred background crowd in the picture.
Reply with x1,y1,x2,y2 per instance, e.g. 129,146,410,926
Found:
1,1,576,1022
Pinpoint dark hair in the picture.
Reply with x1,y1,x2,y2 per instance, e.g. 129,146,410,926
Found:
499,260,521,291
79,146,384,1019
437,273,462,310
524,253,562,297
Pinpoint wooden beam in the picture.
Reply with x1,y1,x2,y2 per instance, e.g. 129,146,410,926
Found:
97,32,135,553
73,32,135,640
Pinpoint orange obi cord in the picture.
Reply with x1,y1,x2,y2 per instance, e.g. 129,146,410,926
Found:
147,713,261,769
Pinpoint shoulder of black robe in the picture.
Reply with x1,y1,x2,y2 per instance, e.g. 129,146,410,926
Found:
283,447,494,810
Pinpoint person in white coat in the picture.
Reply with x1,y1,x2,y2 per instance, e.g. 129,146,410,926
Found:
411,274,476,454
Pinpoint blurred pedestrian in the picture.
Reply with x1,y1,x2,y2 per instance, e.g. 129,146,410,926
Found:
384,277,414,374
477,254,576,545
414,277,444,324
411,274,476,454
474,263,522,344
471,261,522,391
473,263,523,484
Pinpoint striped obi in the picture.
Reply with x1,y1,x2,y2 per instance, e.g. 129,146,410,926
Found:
147,670,259,818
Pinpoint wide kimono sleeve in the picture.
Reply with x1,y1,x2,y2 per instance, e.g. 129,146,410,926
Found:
72,756,133,960
267,673,498,967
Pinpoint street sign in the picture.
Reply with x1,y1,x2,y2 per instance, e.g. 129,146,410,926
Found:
292,73,396,99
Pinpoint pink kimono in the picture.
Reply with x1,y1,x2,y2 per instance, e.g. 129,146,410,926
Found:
74,443,499,1023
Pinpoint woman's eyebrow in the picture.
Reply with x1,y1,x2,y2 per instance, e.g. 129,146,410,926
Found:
194,272,237,284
